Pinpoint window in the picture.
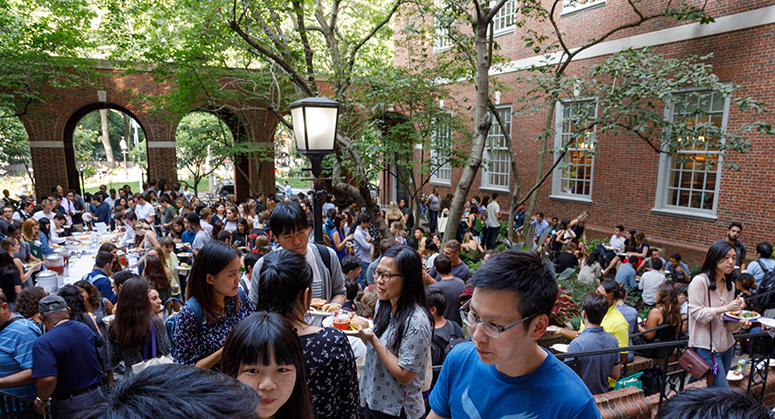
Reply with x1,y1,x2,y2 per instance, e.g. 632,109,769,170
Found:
491,0,516,35
482,106,511,191
561,0,606,15
430,113,452,185
551,101,596,202
653,90,727,219
433,1,453,52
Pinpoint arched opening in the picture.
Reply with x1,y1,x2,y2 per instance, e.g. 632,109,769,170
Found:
64,103,147,194
0,114,35,200
174,111,234,196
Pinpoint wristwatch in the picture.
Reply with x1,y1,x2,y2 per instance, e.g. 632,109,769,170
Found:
35,397,48,404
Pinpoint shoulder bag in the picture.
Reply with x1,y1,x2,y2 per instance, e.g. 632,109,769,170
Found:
678,285,716,385
131,320,174,374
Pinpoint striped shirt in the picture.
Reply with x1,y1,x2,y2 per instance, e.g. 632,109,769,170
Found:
0,316,42,400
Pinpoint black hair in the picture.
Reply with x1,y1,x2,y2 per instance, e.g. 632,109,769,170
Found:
603,279,623,301
38,218,51,241
95,251,114,270
269,201,308,237
655,387,771,419
491,192,498,201
257,250,312,323
356,213,371,225
125,211,138,222
184,212,200,226
326,208,337,220
221,312,314,419
582,292,609,325
671,253,682,261
584,249,601,267
469,250,557,328
341,256,362,276
81,364,260,419
426,287,447,316
615,224,625,232
536,212,544,218
216,230,232,243
345,279,359,301
53,213,66,221
629,256,640,266
676,283,688,297
59,284,100,335
728,221,742,231
243,252,260,273
373,246,433,354
651,257,663,271
756,242,773,259
113,270,141,290
700,240,735,292
433,254,452,275
186,241,242,323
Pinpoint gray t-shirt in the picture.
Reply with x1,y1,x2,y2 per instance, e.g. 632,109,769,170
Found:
360,305,431,419
486,201,500,228
429,277,466,326
428,194,441,212
192,230,211,252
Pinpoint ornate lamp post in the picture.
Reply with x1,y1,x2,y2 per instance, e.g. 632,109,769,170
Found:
289,97,340,245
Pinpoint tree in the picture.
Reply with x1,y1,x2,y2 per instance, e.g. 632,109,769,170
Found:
0,114,34,189
176,112,232,194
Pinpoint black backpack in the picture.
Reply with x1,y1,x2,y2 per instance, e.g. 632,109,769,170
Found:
431,329,467,366
755,260,775,310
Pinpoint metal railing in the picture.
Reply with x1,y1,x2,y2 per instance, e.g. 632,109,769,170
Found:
0,391,47,418
554,329,775,406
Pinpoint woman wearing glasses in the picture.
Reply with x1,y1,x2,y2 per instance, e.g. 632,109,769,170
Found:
356,246,433,419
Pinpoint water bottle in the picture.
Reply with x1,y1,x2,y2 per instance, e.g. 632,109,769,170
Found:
734,342,742,357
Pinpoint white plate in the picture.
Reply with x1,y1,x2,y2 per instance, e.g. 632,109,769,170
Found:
545,325,561,333
727,370,744,381
176,264,191,271
176,253,193,258
308,309,336,317
551,343,569,353
322,315,373,335
758,318,775,329
725,310,761,321
769,359,775,368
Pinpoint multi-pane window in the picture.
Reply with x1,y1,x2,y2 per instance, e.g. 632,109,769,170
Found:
552,101,596,199
660,91,726,213
430,115,452,184
492,0,516,34
434,1,453,52
562,0,606,14
482,106,511,190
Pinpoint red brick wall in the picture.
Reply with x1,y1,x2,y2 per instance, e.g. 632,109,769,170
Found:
399,2,775,269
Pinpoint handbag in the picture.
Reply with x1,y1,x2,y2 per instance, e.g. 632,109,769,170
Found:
678,285,716,385
131,320,174,374
613,371,643,390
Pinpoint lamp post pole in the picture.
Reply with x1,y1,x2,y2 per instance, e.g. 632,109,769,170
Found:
308,154,326,245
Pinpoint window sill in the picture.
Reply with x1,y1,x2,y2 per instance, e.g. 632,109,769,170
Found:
491,27,515,38
549,194,593,204
430,179,451,187
433,46,453,55
650,207,718,222
561,0,606,16
480,184,510,194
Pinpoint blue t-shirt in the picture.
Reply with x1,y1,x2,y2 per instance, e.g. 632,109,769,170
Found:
615,262,638,292
82,268,117,305
0,316,42,400
181,229,196,245
430,342,600,419
32,321,102,399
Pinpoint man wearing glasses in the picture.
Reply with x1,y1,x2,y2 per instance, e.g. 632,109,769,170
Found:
428,250,600,419
0,205,19,237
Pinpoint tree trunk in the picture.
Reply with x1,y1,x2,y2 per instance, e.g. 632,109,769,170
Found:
99,109,115,163
443,21,492,242
525,101,558,220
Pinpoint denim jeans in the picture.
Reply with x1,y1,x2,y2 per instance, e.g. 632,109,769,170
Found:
690,345,735,388
596,244,617,267
428,210,438,234
486,226,500,250
51,385,106,419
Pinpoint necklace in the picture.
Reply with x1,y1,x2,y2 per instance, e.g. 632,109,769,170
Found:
52,319,69,328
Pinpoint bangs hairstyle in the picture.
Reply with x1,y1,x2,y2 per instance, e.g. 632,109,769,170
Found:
469,250,557,326
222,312,314,419
257,250,312,323
268,202,308,237
700,240,735,292
186,241,242,324
373,246,433,354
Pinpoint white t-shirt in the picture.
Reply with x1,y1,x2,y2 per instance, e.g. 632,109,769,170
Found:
609,234,626,251
32,211,55,222
135,202,155,222
639,270,666,306
486,201,500,228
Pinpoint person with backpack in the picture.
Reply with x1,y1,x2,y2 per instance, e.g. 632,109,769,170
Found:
748,242,775,289
82,251,117,305
427,288,465,369
249,201,346,319
466,204,485,244
171,241,254,371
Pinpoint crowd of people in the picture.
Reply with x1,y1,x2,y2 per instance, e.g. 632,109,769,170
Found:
0,181,772,418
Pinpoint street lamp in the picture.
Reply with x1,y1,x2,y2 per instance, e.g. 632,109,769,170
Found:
289,97,340,245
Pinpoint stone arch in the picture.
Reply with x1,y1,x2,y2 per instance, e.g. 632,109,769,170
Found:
61,102,149,193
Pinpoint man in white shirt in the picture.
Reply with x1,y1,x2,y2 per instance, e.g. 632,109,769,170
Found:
32,199,56,222
60,191,77,226
639,258,666,306
133,193,155,224
12,201,33,223
484,193,501,250
50,214,76,245
597,224,626,268
199,208,213,235
104,189,117,210
118,212,137,247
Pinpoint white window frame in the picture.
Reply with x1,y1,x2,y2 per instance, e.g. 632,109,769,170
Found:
561,0,606,16
550,99,597,203
652,89,729,221
490,0,516,37
481,105,511,192
433,0,453,53
430,111,453,186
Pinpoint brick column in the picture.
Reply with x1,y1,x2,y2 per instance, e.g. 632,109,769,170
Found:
146,142,178,186
29,142,69,201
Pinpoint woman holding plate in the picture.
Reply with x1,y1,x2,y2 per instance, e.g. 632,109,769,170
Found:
688,240,750,388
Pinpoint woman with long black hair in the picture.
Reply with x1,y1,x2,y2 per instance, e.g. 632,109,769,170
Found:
356,246,433,419
222,311,315,419
688,240,749,388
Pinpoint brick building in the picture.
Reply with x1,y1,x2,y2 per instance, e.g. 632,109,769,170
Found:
385,0,775,267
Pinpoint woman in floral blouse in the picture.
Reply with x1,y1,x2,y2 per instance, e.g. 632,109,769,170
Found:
256,249,359,419
172,241,254,371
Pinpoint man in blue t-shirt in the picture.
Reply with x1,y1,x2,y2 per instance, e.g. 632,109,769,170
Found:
0,290,42,401
81,251,117,304
428,250,600,419
566,292,621,395
614,256,639,292
32,296,104,417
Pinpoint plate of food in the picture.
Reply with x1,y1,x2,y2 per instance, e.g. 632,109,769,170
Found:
176,263,191,271
322,312,372,335
176,252,193,259
727,370,744,381
726,310,761,321
551,343,569,353
308,298,337,316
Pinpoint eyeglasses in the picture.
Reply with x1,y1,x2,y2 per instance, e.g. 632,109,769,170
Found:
459,300,537,339
372,268,402,282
